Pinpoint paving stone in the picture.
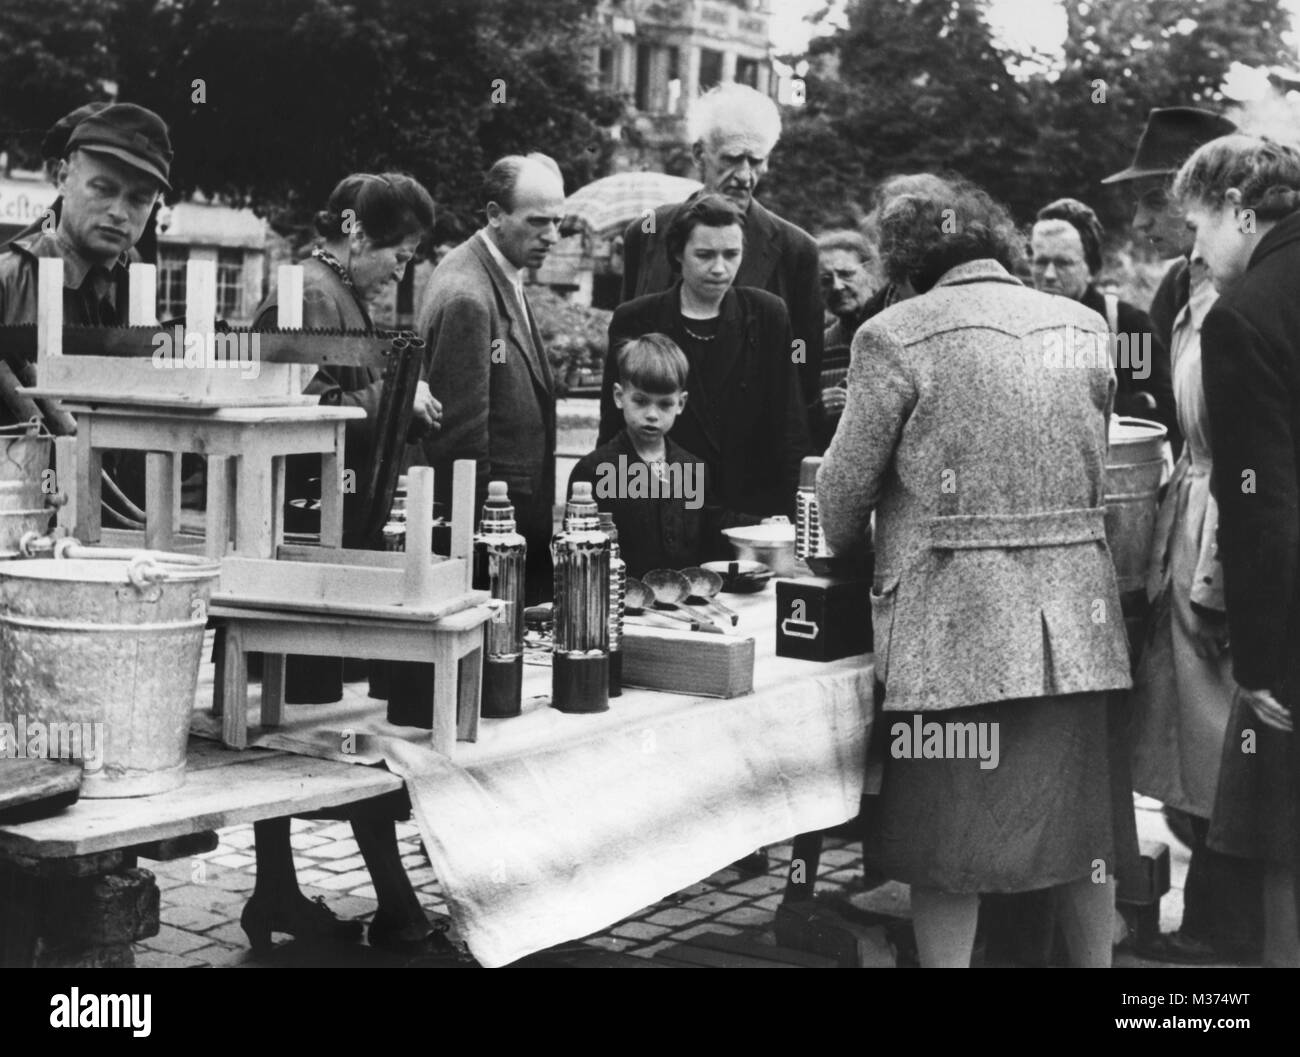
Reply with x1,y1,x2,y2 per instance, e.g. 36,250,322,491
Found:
135,949,208,969
166,884,246,910
312,869,373,891
204,923,254,949
319,855,367,874
611,921,671,941
310,838,361,859
295,868,334,886
154,869,191,890
714,905,776,927
289,834,330,850
645,907,702,928
318,895,379,921
819,849,861,869
404,868,438,886
725,875,786,897
347,884,378,900
584,935,634,953
147,924,214,956
205,870,257,892
292,857,317,871
166,906,228,933
212,853,256,869
309,822,355,840
632,940,674,958
670,923,743,941
681,892,748,914
751,893,784,911
220,827,257,850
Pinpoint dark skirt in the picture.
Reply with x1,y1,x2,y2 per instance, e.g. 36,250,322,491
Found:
862,691,1113,894
1207,695,1299,865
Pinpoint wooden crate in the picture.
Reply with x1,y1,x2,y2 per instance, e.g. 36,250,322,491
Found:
620,624,755,698
213,462,482,619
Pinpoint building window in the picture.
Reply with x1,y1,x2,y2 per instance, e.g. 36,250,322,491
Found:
699,48,723,91
157,247,187,321
635,43,653,110
599,46,616,91
736,57,759,89
217,249,244,321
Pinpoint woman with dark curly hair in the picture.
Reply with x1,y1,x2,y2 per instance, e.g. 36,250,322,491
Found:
818,177,1133,967
1175,133,1300,966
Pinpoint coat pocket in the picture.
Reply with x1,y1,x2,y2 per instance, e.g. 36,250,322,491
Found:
869,571,901,687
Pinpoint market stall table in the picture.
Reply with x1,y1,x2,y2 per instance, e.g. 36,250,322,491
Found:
191,588,875,967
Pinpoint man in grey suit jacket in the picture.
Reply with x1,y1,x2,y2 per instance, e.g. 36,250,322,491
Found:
419,154,563,602
620,83,824,436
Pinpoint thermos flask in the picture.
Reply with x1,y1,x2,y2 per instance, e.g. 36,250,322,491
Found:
550,481,610,713
599,511,625,699
795,456,832,570
474,481,527,718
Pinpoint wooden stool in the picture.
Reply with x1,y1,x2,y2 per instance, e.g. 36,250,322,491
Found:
211,603,494,754
57,403,362,558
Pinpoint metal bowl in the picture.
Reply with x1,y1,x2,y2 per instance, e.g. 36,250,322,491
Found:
701,559,774,593
721,522,799,578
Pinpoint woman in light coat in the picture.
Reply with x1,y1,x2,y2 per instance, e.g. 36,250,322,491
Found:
818,178,1133,967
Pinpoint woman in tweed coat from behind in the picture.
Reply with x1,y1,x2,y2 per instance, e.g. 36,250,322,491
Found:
818,179,1133,967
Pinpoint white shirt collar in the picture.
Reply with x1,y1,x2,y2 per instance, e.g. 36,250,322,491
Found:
478,229,524,291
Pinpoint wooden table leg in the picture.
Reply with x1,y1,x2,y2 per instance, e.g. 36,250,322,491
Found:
430,636,458,755
206,456,233,559
75,431,102,544
234,453,275,558
319,441,343,548
145,452,177,551
456,635,483,743
222,622,249,749
262,652,286,729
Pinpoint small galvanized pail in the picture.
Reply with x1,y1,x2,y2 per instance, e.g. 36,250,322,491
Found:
0,543,220,798
0,423,57,559
1104,416,1169,595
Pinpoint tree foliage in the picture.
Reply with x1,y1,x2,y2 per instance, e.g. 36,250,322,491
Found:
763,0,1294,237
1,0,621,241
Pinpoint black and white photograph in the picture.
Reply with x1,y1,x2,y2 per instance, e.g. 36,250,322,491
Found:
0,0,1296,1024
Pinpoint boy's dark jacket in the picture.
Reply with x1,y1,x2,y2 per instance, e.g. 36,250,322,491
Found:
569,429,723,578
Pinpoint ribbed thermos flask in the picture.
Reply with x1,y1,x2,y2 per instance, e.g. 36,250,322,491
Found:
550,482,610,713
473,481,527,718
599,511,625,698
795,456,832,569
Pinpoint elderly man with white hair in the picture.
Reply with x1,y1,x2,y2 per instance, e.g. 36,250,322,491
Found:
620,82,824,441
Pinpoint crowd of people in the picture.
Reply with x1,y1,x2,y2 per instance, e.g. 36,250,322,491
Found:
2,82,1297,968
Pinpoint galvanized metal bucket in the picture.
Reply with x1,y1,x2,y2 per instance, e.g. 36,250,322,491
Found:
0,543,220,798
1105,416,1168,594
0,424,55,559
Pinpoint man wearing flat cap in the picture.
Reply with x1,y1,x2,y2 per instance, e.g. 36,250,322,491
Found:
1104,106,1264,967
0,102,172,433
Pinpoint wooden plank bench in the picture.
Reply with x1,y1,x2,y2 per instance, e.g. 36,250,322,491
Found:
0,736,403,967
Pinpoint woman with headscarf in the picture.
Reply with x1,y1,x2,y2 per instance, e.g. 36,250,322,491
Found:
818,177,1133,967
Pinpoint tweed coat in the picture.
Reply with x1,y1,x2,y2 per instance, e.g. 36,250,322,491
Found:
620,194,823,419
417,234,556,538
818,259,1133,713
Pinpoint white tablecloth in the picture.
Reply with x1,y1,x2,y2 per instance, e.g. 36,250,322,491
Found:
193,591,873,967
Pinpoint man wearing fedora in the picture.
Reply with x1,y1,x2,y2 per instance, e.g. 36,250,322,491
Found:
0,102,172,433
1103,106,1265,965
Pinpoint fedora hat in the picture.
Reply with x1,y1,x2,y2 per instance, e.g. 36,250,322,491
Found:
1102,107,1238,184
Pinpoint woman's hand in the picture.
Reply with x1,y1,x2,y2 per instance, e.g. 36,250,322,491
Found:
412,381,441,432
1236,685,1293,733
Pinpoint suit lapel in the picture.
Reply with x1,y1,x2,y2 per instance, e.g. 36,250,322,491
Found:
470,237,554,402
737,200,780,291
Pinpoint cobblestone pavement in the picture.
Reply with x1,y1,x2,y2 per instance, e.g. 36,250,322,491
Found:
131,795,1259,968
